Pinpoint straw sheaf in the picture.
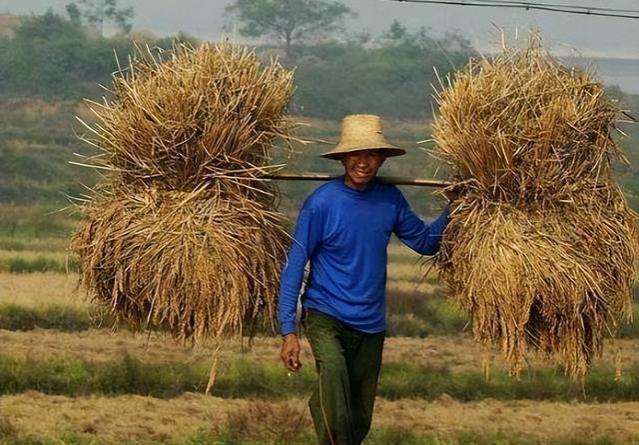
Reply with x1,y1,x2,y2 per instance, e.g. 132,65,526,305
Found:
78,43,296,193
71,43,296,344
432,34,638,380
72,188,289,344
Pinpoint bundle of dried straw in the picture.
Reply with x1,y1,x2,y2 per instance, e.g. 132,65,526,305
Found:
71,43,295,344
433,35,637,379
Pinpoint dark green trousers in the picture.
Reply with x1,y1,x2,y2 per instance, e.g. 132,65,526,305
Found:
303,309,385,445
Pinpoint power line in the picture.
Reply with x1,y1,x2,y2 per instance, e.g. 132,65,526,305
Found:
391,0,639,19
392,0,639,18
466,0,639,14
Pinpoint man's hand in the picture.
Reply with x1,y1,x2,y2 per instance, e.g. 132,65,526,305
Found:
280,333,302,372
442,183,464,203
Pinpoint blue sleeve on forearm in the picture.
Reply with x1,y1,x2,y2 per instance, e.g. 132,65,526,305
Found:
278,207,321,335
394,202,450,256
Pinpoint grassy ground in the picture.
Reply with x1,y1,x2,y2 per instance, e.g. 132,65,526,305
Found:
1,393,638,444
1,270,638,443
0,94,638,443
0,208,638,443
0,348,637,401
0,327,637,374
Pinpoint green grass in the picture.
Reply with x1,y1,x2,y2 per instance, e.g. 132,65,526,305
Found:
0,205,78,238
367,430,633,445
0,239,28,251
0,297,632,341
0,256,77,273
386,290,638,338
0,286,633,341
378,362,639,402
387,252,423,264
213,425,634,445
618,304,639,338
0,354,637,402
0,304,90,331
0,429,632,445
0,236,69,252
0,353,206,398
386,293,469,337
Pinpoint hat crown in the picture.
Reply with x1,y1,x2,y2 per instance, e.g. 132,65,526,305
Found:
321,114,406,160
339,114,386,148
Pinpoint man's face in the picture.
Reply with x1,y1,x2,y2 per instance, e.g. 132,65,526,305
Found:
340,149,386,190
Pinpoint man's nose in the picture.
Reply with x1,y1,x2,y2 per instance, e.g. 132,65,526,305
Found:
355,155,368,166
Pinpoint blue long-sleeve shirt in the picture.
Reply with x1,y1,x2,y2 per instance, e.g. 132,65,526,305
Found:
278,177,449,335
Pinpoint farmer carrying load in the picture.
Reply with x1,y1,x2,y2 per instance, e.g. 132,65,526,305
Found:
278,114,452,445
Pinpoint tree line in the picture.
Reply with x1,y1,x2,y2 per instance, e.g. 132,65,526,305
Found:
0,5,474,120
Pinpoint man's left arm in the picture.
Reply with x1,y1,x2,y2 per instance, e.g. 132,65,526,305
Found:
393,194,450,256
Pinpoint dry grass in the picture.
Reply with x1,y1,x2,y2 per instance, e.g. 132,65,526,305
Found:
0,329,206,364
0,270,442,313
387,262,426,282
388,242,441,284
386,279,439,297
0,326,637,373
373,398,639,441
433,34,638,379
0,272,86,309
71,43,297,345
3,272,636,372
226,400,311,443
388,242,422,258
387,241,441,288
1,392,639,444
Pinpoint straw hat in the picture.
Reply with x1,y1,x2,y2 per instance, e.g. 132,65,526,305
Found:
321,114,406,160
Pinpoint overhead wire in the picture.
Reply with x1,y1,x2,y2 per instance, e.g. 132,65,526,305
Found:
461,0,639,14
391,0,639,19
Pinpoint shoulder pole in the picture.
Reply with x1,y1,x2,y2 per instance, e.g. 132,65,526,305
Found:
262,172,452,188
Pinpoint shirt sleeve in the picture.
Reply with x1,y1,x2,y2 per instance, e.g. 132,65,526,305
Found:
393,193,450,256
277,203,323,335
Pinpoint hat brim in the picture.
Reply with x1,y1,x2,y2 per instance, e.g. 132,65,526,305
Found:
320,146,406,160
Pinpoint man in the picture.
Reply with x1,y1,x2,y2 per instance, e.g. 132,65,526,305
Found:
278,114,450,445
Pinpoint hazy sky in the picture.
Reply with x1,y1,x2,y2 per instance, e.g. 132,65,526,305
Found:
1,0,638,58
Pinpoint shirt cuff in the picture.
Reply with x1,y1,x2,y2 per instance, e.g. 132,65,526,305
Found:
280,322,297,336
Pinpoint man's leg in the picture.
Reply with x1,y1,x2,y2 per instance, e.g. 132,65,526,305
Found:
348,329,384,445
304,310,353,445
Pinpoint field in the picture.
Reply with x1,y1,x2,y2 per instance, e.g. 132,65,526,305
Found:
0,225,638,445
1,99,639,444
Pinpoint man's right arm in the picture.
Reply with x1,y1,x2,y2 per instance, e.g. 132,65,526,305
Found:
278,205,321,336
278,205,322,372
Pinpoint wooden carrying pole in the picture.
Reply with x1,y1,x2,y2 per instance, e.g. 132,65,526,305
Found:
264,172,452,188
